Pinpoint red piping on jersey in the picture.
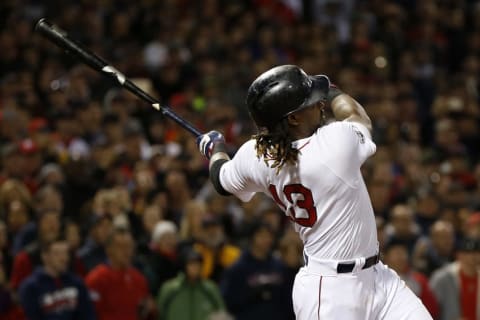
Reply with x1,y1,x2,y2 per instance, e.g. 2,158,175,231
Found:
264,140,311,160
297,140,310,151
318,276,323,319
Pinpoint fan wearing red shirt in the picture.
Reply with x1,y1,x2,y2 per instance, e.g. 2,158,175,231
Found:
430,237,480,320
86,227,154,320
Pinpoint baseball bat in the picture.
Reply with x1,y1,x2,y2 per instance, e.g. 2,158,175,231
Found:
35,18,202,137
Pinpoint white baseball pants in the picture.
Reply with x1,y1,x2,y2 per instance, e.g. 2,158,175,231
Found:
292,259,433,319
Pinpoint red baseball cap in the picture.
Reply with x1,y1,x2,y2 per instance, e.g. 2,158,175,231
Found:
468,212,480,226
28,117,49,133
19,139,39,155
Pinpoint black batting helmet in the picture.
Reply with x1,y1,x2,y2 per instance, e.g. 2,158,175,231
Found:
246,65,330,129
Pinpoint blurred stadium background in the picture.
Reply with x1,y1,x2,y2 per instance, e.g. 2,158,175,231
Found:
0,0,479,319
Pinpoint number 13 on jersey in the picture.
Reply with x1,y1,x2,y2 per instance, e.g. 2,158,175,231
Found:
268,184,318,227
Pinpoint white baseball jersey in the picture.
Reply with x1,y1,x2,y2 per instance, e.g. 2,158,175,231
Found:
219,120,378,260
219,120,434,320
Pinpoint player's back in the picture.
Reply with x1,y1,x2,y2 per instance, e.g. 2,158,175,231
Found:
268,121,378,260
220,121,378,261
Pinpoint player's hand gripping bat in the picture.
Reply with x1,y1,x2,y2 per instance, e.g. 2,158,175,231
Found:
35,18,202,138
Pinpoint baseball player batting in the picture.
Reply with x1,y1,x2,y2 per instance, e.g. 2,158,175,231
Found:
197,65,433,319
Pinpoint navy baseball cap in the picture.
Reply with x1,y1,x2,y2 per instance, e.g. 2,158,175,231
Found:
457,237,480,252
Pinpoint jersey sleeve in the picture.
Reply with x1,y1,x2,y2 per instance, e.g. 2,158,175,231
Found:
317,121,376,181
219,140,265,202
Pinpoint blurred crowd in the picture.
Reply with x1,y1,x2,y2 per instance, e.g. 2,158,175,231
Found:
0,0,480,319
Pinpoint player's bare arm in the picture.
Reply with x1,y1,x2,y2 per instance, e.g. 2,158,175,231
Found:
329,86,372,132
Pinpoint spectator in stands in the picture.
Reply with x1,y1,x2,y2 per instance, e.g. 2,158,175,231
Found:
7,200,33,255
77,213,112,274
376,216,386,253
383,240,439,318
0,219,15,318
65,220,82,253
430,237,480,320
10,210,61,290
384,203,421,254
18,237,95,320
414,191,442,234
258,207,285,245
464,212,480,239
13,185,64,255
179,200,208,243
18,138,43,194
0,179,32,226
194,215,241,282
0,220,10,277
164,170,192,224
143,220,180,295
221,222,293,320
0,144,25,183
136,204,163,257
33,185,64,217
412,220,456,276
37,163,65,188
131,162,157,216
157,247,228,320
86,227,153,320
277,227,303,318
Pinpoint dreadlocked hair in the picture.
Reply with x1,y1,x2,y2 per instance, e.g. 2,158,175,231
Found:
252,118,300,173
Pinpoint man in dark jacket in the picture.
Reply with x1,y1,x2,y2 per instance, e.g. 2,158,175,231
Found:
10,210,61,290
19,237,95,320
220,222,294,320
143,221,180,295
76,213,112,274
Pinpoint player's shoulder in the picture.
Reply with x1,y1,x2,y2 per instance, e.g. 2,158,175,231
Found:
232,138,258,159
317,121,371,141
319,120,365,132
238,139,257,152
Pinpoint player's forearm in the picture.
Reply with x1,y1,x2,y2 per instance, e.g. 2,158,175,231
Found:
330,93,372,131
208,142,231,196
208,142,230,170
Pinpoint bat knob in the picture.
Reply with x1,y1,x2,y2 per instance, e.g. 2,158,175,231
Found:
35,18,50,32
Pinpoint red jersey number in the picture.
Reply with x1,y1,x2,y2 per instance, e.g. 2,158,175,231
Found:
268,184,317,227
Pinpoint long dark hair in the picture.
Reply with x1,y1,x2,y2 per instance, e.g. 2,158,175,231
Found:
253,118,299,173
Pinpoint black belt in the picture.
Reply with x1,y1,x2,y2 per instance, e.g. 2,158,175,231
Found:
336,254,380,273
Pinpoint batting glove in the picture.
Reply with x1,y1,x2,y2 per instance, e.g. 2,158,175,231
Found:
196,130,225,159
